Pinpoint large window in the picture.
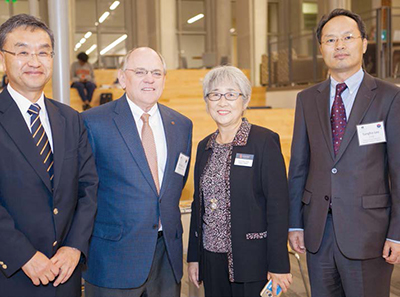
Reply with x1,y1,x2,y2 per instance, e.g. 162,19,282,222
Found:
0,0,29,23
302,2,318,31
75,0,127,68
176,0,205,68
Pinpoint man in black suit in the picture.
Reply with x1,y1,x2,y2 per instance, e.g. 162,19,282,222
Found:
0,14,98,297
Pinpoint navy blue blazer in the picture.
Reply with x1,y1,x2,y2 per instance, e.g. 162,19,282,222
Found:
82,95,192,288
0,89,98,297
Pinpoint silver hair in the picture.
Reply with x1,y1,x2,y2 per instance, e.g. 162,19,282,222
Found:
121,47,167,74
202,66,252,104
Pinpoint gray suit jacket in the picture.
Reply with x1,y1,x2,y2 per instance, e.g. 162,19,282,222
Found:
82,95,192,288
289,73,400,259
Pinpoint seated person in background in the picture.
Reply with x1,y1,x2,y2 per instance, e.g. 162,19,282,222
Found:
71,52,96,110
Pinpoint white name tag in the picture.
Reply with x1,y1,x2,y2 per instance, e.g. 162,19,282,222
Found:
234,153,254,167
356,121,386,146
175,153,190,176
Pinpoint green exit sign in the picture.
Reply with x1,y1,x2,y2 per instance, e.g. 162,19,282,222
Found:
5,0,17,3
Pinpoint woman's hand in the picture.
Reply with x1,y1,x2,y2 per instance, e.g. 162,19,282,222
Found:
188,262,202,289
267,272,292,296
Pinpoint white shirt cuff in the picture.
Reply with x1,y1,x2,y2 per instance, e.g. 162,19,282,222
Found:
289,228,304,232
386,238,400,244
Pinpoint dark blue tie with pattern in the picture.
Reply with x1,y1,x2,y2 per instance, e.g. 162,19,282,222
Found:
28,103,54,184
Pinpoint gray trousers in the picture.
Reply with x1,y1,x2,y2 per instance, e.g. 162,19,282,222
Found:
85,235,181,297
307,213,393,297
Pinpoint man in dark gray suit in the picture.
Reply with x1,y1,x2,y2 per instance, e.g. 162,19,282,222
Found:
289,9,400,297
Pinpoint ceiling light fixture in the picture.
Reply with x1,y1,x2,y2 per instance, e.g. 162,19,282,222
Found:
86,44,97,55
100,34,127,55
110,1,120,10
187,13,204,24
99,11,110,23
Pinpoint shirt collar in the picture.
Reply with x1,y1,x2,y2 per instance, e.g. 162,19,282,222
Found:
330,68,364,96
126,95,158,120
206,118,251,150
7,84,45,114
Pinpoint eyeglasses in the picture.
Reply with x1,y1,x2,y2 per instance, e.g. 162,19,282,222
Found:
125,68,164,79
321,34,362,46
1,49,55,61
206,92,244,101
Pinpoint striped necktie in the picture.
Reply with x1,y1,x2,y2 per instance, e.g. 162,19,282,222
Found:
28,104,54,183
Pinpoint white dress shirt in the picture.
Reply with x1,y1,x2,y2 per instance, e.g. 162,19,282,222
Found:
8,84,54,151
126,97,168,189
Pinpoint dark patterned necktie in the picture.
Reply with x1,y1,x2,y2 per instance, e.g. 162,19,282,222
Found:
331,83,348,155
27,104,54,183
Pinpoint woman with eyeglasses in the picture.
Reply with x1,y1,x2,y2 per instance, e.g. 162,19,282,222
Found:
187,66,292,297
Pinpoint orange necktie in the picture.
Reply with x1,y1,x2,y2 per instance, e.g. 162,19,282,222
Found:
141,113,160,194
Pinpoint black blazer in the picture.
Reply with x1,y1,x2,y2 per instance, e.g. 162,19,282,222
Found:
0,89,98,296
187,124,290,283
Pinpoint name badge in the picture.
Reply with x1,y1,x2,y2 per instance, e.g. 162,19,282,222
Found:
234,153,254,167
175,153,190,176
356,121,386,146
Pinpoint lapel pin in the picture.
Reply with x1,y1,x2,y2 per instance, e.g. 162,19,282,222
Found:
171,121,175,125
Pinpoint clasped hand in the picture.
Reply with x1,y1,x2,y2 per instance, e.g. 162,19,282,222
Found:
22,246,81,287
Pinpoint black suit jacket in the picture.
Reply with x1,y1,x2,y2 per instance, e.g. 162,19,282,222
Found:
0,89,98,297
188,124,290,283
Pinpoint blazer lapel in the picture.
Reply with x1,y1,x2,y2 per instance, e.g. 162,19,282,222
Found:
0,90,52,192
113,96,158,195
316,79,335,161
334,73,377,164
46,98,65,191
158,104,179,197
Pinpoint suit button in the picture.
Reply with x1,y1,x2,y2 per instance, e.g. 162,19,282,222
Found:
331,168,337,174
153,224,158,229
53,208,59,215
324,196,329,201
2,264,7,270
53,241,57,247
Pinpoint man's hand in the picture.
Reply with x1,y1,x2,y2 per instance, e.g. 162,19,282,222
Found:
267,272,293,296
50,246,81,287
382,240,400,264
188,262,202,289
22,251,59,286
288,231,306,254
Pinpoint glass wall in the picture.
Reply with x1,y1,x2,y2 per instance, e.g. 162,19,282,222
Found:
176,0,205,68
75,0,127,68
